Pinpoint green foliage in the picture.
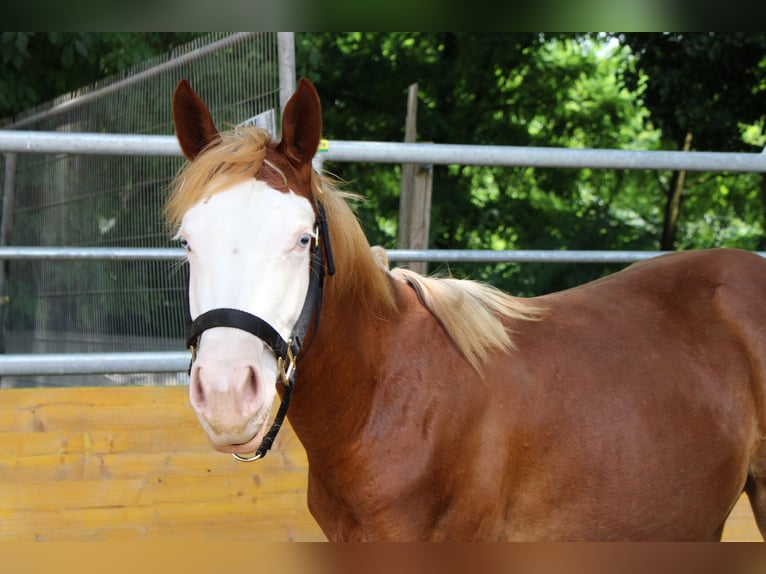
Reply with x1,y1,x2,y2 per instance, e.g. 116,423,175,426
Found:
619,32,766,250
0,33,201,121
4,33,765,304
620,33,766,152
296,33,766,295
301,34,648,294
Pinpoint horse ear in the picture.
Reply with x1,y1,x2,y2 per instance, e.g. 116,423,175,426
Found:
172,79,220,161
278,77,322,167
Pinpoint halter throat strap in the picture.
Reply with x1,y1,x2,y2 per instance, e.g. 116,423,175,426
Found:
185,200,334,461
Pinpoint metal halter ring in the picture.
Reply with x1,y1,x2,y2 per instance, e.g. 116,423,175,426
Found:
232,451,264,462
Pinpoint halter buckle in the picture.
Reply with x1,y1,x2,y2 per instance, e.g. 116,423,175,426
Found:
277,340,296,387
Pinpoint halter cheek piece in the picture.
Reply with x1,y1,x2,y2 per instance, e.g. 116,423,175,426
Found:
185,201,335,462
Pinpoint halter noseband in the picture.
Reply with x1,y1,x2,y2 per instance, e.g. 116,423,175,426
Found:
185,201,334,461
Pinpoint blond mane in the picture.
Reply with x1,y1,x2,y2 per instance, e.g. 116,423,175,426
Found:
165,127,272,232
164,126,543,372
390,268,544,372
310,172,399,319
307,179,545,369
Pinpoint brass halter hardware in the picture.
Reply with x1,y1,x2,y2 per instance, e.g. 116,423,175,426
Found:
277,340,296,387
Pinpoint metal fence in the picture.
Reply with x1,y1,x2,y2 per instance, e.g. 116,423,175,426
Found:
0,32,286,388
1,34,765,386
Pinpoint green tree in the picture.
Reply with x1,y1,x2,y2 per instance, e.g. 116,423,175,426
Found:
620,33,766,250
6,32,764,300
0,33,201,122
298,33,663,294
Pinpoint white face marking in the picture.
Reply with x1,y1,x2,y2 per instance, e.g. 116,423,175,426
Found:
179,179,315,454
180,179,316,337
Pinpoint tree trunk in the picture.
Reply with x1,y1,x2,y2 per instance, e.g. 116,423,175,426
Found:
660,131,693,251
759,173,766,251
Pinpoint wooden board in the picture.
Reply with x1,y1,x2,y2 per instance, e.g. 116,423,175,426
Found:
722,494,762,542
0,386,325,541
0,386,761,541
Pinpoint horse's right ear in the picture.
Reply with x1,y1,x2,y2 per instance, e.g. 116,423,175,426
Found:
172,79,220,161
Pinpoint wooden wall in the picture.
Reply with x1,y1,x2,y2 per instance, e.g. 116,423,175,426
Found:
0,385,760,541
0,386,324,541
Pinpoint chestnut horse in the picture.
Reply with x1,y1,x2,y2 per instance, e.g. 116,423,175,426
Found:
168,77,766,541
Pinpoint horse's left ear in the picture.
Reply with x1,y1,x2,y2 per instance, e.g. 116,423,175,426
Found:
172,78,220,161
278,77,322,168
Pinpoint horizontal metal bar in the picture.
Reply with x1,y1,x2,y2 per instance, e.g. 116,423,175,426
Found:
386,249,671,264
0,246,681,264
0,352,190,376
0,131,181,156
389,249,763,263
1,246,764,264
2,132,766,172
0,246,184,260
1,248,763,377
323,141,766,172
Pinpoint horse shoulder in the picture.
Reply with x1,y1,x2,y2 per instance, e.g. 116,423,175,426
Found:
316,277,515,540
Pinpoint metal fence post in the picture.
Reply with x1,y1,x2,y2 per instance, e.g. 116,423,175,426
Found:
277,32,297,119
0,152,17,356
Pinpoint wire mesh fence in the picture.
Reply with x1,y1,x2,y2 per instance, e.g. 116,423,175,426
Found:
1,32,282,388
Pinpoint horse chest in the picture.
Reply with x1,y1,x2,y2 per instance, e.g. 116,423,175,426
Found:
302,416,517,541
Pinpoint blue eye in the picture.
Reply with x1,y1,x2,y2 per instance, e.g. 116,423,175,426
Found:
298,232,314,248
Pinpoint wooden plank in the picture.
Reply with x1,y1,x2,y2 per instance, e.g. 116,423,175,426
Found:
0,427,209,457
0,448,307,481
0,385,188,412
0,386,324,541
0,430,306,482
0,472,310,510
0,386,195,432
1,494,322,541
721,494,761,542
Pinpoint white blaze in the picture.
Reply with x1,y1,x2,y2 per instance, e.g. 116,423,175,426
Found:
178,180,315,453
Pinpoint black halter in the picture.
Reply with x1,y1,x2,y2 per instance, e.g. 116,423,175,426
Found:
185,201,334,461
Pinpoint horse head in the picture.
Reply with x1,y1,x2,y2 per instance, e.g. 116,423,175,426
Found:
169,77,324,459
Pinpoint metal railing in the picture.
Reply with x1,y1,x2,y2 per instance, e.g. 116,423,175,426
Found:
0,352,190,376
0,241,764,377
1,132,765,378
0,33,288,383
7,245,765,264
2,130,766,172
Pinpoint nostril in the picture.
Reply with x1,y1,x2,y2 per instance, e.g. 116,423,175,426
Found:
244,365,259,402
190,366,205,408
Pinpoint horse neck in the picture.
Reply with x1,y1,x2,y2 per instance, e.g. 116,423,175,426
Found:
288,244,398,460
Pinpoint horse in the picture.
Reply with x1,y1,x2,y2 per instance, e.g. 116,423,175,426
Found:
167,77,766,541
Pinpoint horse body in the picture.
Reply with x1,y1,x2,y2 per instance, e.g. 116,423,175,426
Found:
169,77,766,541
291,247,766,541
